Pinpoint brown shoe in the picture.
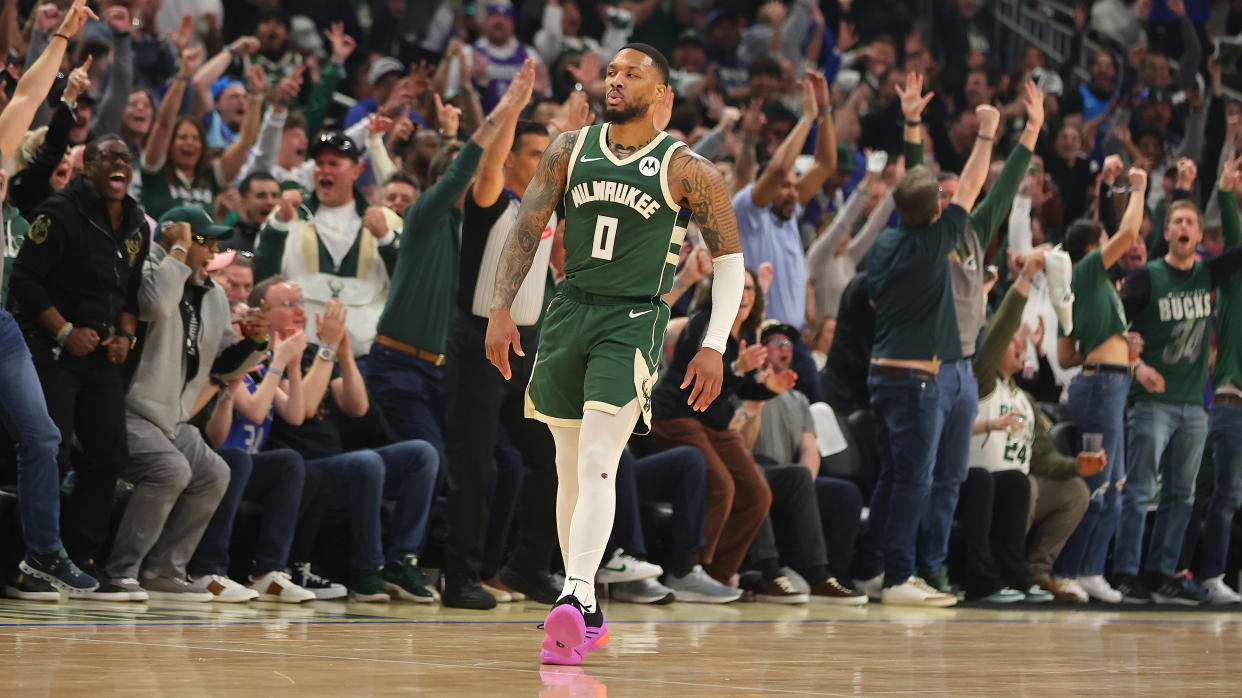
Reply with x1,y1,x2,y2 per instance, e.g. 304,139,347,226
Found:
755,575,809,604
1034,575,1088,603
810,576,869,605
483,575,526,602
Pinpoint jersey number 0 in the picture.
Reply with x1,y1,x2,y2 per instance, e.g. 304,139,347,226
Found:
592,215,619,260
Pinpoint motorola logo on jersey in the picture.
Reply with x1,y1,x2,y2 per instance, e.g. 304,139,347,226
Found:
639,156,660,177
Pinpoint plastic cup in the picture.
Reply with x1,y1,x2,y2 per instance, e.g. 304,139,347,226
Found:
1082,432,1104,455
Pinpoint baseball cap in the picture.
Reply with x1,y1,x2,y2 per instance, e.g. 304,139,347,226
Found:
206,249,238,272
308,131,362,161
677,28,705,47
760,320,800,345
485,0,515,19
157,206,230,242
367,57,405,86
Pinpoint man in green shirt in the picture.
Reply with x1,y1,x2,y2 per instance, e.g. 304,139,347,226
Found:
1114,162,1242,605
1201,158,1242,604
904,79,1048,592
853,70,999,609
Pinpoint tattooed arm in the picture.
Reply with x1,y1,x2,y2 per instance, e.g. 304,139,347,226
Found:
484,129,578,379
668,146,743,411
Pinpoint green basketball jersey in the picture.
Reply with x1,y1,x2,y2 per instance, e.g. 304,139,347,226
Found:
562,123,687,298
1130,259,1213,405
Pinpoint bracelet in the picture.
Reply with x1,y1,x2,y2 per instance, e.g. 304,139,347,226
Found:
819,106,833,116
485,114,497,127
273,367,287,379
171,244,189,256
55,322,74,344
51,33,71,43
978,135,994,142
905,119,921,127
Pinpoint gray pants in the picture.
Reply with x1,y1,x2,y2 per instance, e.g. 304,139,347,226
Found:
106,414,230,580
1026,475,1089,581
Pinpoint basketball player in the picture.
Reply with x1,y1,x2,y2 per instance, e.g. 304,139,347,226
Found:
485,43,744,665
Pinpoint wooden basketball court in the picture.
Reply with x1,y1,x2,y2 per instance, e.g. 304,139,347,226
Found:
2,598,1239,695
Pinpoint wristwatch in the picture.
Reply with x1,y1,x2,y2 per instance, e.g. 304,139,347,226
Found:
317,345,338,363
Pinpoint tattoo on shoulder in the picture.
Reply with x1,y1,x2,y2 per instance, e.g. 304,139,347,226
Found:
670,148,741,257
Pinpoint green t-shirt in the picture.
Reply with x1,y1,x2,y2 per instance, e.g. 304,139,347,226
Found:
1212,189,1242,391
1068,249,1127,356
1129,259,1213,405
139,161,220,220
562,124,686,299
869,204,967,361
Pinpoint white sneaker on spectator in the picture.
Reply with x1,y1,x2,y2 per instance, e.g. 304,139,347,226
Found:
1044,246,1075,334
141,576,212,602
249,570,315,603
611,577,676,604
1202,575,1242,604
597,549,662,584
854,574,884,601
188,574,259,603
880,577,957,607
1079,574,1122,603
662,565,742,603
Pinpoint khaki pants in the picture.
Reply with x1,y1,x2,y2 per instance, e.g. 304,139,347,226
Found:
1027,475,1090,581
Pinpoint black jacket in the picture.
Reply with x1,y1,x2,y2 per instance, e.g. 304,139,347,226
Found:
218,219,259,253
10,101,75,221
8,176,150,338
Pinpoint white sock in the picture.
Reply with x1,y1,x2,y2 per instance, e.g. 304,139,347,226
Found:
561,400,640,612
547,424,581,572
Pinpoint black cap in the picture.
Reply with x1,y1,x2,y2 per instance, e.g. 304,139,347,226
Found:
677,28,705,47
760,320,800,345
308,131,361,161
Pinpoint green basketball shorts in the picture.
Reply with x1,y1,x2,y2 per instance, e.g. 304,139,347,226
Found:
525,286,669,432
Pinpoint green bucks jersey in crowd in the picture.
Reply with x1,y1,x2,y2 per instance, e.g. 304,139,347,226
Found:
1130,259,1214,405
562,123,687,298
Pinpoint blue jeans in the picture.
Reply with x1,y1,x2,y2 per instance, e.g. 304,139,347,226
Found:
1115,400,1208,577
307,440,439,569
1054,371,1130,578
856,370,944,586
188,448,305,577
1200,401,1242,578
633,445,708,576
365,343,447,465
919,359,978,574
0,309,62,554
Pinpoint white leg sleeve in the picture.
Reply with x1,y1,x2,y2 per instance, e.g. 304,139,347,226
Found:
547,424,581,573
560,399,641,611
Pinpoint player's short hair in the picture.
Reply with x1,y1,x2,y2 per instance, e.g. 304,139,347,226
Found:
512,120,551,151
893,165,939,227
620,43,670,85
239,171,278,196
1064,220,1105,264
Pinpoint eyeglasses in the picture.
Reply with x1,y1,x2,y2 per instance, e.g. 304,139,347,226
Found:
89,149,133,166
273,298,303,309
766,338,792,348
191,234,219,251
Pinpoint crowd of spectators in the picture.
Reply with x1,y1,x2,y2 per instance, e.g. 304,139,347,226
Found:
2,0,1242,609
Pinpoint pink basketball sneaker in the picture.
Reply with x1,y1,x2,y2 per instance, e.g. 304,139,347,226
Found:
539,596,608,665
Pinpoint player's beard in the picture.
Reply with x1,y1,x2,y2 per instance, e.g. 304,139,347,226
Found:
603,96,651,125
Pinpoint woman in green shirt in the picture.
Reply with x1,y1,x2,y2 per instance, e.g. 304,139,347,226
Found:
1051,164,1150,604
138,46,261,219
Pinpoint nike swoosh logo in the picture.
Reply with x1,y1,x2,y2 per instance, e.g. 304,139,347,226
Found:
580,156,604,162
629,309,653,318
601,564,627,573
